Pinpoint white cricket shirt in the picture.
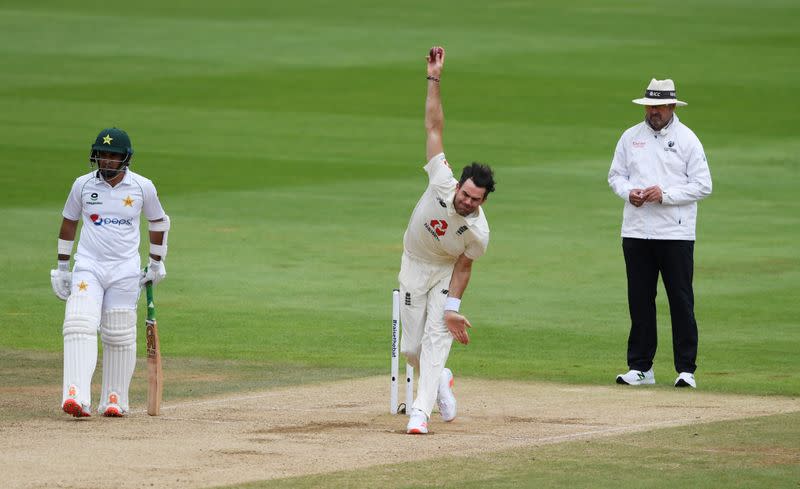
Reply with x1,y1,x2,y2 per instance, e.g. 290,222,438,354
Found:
608,114,712,240
62,170,166,263
403,153,490,265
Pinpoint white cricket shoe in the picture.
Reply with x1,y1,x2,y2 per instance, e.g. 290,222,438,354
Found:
674,372,696,388
406,408,429,434
437,368,457,422
616,368,655,385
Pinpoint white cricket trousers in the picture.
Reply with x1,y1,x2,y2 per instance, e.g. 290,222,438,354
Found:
398,252,455,418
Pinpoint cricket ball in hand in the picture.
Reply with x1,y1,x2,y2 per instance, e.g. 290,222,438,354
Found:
429,47,443,60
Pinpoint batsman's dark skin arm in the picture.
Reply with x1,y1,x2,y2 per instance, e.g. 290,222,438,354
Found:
57,218,78,261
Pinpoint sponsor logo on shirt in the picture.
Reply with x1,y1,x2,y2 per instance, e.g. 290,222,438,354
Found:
456,225,468,236
424,219,448,240
632,141,646,148
436,197,447,208
664,141,677,153
86,192,103,205
90,214,134,226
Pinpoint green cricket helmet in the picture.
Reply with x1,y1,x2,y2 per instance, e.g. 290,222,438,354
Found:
89,127,133,178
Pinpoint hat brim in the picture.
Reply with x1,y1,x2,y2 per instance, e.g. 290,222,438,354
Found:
633,98,688,107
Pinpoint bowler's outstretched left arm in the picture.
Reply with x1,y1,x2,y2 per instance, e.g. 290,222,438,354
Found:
445,253,474,345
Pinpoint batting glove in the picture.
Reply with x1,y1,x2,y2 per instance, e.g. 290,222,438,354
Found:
50,261,71,301
140,258,167,287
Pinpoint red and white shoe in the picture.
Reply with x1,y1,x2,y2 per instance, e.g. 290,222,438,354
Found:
62,384,91,417
62,398,91,418
437,368,457,422
406,408,429,434
100,392,126,417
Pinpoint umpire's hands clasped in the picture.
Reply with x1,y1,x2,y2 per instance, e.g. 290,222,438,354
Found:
445,310,472,345
629,185,663,207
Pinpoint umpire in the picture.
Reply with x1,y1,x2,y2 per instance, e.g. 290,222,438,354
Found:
608,78,712,389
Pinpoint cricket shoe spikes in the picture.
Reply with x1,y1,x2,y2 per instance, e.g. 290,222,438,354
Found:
616,368,655,385
406,408,429,434
62,398,91,418
437,368,457,422
63,384,91,417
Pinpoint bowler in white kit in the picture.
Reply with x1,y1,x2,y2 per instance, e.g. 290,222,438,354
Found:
50,127,170,417
400,47,495,434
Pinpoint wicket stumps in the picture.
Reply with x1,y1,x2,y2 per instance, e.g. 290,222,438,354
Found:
391,288,414,414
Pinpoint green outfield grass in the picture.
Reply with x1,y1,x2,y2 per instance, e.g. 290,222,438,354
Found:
1,0,798,486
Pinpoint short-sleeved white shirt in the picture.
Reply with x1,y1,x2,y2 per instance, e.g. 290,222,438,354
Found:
62,170,166,263
403,153,490,265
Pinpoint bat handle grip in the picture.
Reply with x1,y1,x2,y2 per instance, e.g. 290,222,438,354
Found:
145,282,156,321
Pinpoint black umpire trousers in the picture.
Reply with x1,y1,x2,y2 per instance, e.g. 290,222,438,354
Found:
622,238,698,374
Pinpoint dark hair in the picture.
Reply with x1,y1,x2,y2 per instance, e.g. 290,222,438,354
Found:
459,162,495,196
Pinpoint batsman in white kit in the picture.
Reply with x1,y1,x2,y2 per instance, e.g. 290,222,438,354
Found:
50,127,170,417
400,46,495,434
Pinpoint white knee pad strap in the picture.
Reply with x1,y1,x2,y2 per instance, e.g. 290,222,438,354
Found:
100,309,137,346
63,294,101,336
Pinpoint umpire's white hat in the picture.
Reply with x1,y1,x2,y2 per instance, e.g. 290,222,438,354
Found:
633,78,688,106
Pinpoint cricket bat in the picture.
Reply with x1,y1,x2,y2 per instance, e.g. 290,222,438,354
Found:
145,282,163,416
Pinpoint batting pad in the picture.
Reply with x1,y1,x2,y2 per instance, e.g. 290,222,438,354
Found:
100,308,137,412
62,294,101,407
